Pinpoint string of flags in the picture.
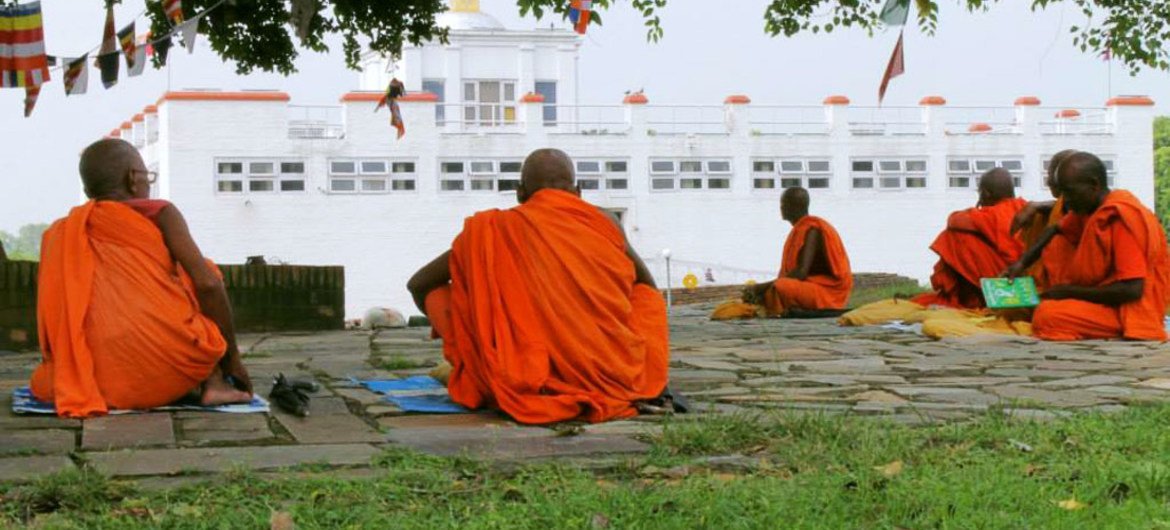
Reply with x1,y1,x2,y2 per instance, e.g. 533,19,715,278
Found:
375,78,406,140
876,0,909,105
0,0,224,117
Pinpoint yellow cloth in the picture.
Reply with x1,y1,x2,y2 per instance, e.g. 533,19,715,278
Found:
710,300,764,320
837,299,927,326
839,298,1032,339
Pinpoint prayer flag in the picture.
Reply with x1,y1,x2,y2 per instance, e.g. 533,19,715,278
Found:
146,31,172,66
63,55,88,96
164,0,184,24
178,18,198,53
374,78,407,139
117,22,137,70
0,1,50,88
879,0,910,27
23,83,39,117
97,4,119,89
877,30,905,105
128,36,147,76
568,0,592,35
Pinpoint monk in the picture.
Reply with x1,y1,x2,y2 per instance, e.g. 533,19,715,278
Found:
912,168,1027,308
31,139,252,418
743,187,853,316
1010,149,1078,289
406,148,669,424
1005,152,1169,341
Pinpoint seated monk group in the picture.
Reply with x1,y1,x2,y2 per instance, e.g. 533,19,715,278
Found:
31,139,252,418
912,169,1026,309
1005,151,1169,341
407,148,670,424
739,187,853,316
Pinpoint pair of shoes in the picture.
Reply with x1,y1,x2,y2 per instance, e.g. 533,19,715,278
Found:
636,385,691,415
270,374,315,417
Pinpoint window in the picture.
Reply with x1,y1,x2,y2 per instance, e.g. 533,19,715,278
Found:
216,159,305,194
469,161,495,175
440,158,599,193
442,162,465,174
752,161,775,173
328,158,417,194
780,161,804,173
852,160,874,173
577,161,602,174
1103,158,1117,186
535,81,557,125
606,161,627,173
498,161,522,191
651,158,733,192
852,158,925,189
422,79,445,123
851,159,875,189
948,157,1024,188
462,80,518,126
755,158,831,190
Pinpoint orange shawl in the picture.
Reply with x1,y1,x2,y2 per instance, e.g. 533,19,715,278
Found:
31,201,226,417
916,197,1027,308
440,189,669,424
776,216,853,309
1063,190,1169,340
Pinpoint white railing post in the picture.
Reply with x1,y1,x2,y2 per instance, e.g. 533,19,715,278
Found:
624,92,649,137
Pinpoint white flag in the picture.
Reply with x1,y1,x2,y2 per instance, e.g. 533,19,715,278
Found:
64,56,89,96
178,18,198,53
128,38,147,76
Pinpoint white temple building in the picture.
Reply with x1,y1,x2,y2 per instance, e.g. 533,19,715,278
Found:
114,0,1157,318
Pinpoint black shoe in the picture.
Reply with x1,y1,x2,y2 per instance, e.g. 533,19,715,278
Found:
270,373,311,417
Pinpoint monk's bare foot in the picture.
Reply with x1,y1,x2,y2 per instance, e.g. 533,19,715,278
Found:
200,376,252,407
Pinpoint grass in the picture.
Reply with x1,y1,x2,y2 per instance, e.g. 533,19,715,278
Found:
5,405,1170,528
370,354,428,371
847,281,928,309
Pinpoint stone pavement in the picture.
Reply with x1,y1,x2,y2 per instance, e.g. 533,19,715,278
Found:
1,303,1169,484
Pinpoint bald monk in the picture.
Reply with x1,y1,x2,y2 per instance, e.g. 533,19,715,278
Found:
31,139,251,418
407,148,669,424
912,168,1027,308
1010,149,1079,289
1005,152,1169,341
743,187,852,316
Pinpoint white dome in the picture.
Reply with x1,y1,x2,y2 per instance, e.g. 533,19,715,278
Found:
436,11,506,31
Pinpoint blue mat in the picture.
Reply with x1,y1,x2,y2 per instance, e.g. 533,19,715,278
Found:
356,376,468,414
11,387,269,415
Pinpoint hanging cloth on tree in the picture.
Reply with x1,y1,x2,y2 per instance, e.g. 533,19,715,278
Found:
117,22,137,70
96,4,119,89
63,55,88,96
568,0,592,35
0,1,50,88
375,78,407,139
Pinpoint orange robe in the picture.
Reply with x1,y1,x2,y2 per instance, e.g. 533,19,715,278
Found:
1033,190,1170,341
425,189,669,424
913,198,1028,308
1019,196,1070,289
764,216,853,316
30,201,227,417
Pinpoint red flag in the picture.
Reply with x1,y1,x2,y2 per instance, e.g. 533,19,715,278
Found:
878,30,904,105
23,84,40,117
117,22,137,70
96,4,119,88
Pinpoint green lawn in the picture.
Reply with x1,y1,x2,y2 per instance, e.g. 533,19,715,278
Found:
4,405,1170,529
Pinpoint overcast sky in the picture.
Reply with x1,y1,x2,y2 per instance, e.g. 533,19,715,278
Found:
1,0,1167,232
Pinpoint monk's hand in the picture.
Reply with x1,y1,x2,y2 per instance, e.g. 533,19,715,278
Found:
1040,285,1076,300
1002,262,1025,281
1009,204,1039,235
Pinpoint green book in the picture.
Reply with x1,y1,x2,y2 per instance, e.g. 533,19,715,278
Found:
980,277,1040,309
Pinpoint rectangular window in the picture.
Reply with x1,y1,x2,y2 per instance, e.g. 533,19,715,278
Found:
606,178,628,190
808,178,830,189
905,160,927,172
878,160,903,172
577,161,602,174
218,180,243,193
441,162,465,173
392,162,416,173
679,161,703,173
249,162,274,175
360,161,387,174
578,179,601,190
780,177,802,189
754,178,776,189
780,160,804,173
650,160,676,174
441,180,465,191
853,177,874,189
905,177,927,188
535,81,557,125
331,161,356,174
879,177,902,188
752,160,775,173
422,79,445,123
706,160,732,174
362,179,387,192
498,179,520,191
280,162,305,174
331,179,356,192
469,161,495,174
605,160,627,173
708,178,730,189
218,162,243,174
680,178,703,189
500,161,523,173
470,179,494,191
949,176,971,188
652,178,675,190
280,180,305,192
948,160,971,172
1000,160,1023,172
852,160,874,172
974,160,996,172
392,180,416,191
807,160,831,173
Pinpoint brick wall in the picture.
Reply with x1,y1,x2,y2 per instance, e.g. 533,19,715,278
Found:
0,262,345,351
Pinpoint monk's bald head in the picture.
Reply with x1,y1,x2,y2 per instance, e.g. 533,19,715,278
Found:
1045,149,1078,197
1057,151,1110,214
518,148,575,203
780,187,809,223
80,138,142,199
977,168,1015,207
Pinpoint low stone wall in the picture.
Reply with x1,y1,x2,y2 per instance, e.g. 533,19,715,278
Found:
661,272,920,306
0,262,345,351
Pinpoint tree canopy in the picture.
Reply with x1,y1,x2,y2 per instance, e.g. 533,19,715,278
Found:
0,224,48,261
3,1,1167,74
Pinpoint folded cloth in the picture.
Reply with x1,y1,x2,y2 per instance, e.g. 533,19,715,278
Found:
11,386,268,415
356,376,468,414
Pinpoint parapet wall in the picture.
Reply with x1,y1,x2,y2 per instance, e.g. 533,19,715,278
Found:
0,262,345,352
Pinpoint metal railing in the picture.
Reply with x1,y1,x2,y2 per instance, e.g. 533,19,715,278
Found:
288,105,344,140
644,105,728,135
749,105,831,135
847,106,926,136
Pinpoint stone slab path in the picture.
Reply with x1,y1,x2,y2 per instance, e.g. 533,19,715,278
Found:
1,303,1168,484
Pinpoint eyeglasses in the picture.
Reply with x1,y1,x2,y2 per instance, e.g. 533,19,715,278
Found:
131,169,158,184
